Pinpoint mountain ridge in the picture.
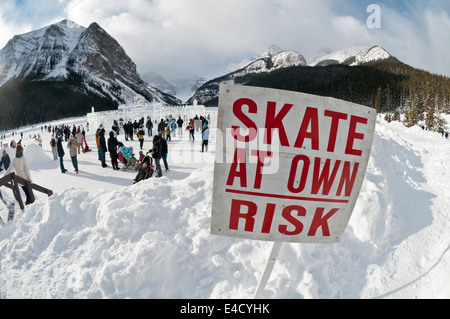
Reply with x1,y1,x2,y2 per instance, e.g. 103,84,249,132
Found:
186,44,393,105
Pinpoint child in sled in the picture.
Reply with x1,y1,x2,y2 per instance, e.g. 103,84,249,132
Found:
133,154,153,183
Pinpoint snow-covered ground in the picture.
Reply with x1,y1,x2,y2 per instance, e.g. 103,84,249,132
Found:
0,109,449,299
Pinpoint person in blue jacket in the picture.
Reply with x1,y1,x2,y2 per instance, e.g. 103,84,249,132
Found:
0,149,11,171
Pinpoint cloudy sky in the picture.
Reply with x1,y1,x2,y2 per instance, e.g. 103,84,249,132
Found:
0,0,449,81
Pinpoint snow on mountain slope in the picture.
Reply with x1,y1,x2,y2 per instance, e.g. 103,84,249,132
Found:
310,44,392,67
0,20,85,85
0,110,449,299
310,44,368,66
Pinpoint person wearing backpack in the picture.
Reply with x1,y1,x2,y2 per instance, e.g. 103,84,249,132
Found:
50,136,58,160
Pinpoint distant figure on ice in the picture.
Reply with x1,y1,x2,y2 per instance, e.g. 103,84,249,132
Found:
4,145,33,205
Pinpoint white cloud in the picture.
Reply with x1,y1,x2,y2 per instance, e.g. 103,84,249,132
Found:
63,0,377,80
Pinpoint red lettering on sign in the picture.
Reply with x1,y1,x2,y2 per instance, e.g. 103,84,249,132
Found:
229,199,257,232
294,107,319,150
287,155,310,193
226,148,247,187
228,201,340,237
336,161,360,196
324,110,348,152
311,158,341,196
345,116,368,156
278,206,307,235
251,150,273,189
308,207,339,236
232,98,258,142
264,102,293,146
261,203,276,234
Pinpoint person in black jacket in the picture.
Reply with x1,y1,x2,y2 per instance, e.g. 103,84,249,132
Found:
176,116,184,136
151,135,162,178
158,119,166,140
98,128,108,168
56,134,67,173
107,131,119,170
159,134,170,172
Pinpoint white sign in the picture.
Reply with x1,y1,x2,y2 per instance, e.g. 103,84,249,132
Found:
211,85,377,243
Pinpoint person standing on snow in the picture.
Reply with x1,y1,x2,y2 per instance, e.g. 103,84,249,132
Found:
159,133,170,172
158,119,166,140
146,116,153,137
137,125,145,150
177,116,184,137
0,149,11,171
76,129,84,154
151,135,163,178
57,134,67,173
50,135,58,160
107,131,119,170
67,134,79,174
201,122,210,152
4,144,33,205
98,128,108,168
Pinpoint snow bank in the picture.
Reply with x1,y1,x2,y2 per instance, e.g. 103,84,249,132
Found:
0,112,449,299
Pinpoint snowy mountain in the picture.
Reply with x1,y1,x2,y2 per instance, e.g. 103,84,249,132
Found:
0,20,179,130
187,44,392,106
310,44,392,67
187,45,307,105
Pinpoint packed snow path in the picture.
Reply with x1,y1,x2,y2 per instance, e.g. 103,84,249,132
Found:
0,113,449,298
359,121,450,298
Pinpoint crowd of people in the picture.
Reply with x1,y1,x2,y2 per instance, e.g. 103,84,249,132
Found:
0,114,211,196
